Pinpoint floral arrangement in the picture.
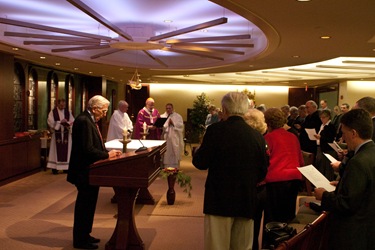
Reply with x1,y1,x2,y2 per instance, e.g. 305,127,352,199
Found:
161,167,192,197
241,88,256,102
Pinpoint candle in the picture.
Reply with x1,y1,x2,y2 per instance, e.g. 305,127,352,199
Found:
143,122,147,133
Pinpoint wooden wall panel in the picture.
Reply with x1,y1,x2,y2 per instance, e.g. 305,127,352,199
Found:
0,52,15,141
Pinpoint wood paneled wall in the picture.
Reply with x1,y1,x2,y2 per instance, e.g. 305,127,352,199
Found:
0,52,15,141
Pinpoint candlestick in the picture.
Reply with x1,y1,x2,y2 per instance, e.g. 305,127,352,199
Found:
143,122,148,133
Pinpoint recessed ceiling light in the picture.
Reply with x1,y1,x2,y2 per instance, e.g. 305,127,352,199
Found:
320,36,331,39
12,47,19,51
74,68,79,70
40,56,46,59
55,62,60,66
293,55,300,58
89,71,93,74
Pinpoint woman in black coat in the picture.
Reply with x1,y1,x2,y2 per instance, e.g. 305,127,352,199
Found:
314,109,337,181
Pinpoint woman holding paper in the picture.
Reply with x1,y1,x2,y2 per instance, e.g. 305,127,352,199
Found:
314,109,338,181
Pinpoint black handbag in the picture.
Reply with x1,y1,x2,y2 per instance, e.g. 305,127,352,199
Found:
263,222,297,249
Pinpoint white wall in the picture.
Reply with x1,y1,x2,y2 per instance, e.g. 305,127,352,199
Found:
150,84,289,120
344,81,375,108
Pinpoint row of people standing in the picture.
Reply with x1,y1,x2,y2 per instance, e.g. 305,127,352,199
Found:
193,94,306,250
193,93,375,249
245,107,304,249
284,101,350,181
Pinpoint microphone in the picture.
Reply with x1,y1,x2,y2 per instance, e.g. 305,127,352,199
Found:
135,139,148,152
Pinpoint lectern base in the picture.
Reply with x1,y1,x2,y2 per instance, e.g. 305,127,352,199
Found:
135,187,155,205
106,187,144,250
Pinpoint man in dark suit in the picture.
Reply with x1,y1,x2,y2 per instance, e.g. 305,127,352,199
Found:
353,96,375,141
315,109,375,250
192,92,269,249
299,100,322,156
67,95,121,249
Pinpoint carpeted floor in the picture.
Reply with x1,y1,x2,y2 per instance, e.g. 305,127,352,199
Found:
0,153,317,250
0,155,206,250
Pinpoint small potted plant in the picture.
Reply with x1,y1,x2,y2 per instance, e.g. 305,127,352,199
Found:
161,167,192,205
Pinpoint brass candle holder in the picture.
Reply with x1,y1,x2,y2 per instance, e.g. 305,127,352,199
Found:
140,132,149,140
120,133,131,153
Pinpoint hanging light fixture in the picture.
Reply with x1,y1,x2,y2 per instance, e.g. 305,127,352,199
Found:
128,69,142,90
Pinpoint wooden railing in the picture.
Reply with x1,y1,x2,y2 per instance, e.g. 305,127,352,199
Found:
275,212,329,250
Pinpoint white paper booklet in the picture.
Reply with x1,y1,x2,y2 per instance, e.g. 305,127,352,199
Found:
328,141,344,153
297,164,336,192
305,128,317,140
323,153,338,163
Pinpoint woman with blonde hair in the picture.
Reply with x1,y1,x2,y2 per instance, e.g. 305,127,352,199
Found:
243,108,267,135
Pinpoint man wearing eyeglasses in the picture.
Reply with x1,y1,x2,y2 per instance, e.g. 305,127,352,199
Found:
67,95,122,249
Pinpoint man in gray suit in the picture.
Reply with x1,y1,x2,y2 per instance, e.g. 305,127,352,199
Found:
315,109,375,250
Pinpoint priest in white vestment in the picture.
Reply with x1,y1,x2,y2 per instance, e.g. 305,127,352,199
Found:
106,100,133,141
161,103,184,168
47,99,74,174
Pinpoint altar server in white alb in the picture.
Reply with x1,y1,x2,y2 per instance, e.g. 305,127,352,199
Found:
106,100,133,142
47,99,74,174
161,103,184,168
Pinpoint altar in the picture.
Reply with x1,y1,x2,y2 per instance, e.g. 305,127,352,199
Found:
105,139,166,153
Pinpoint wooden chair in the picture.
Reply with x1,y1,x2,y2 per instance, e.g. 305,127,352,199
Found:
275,212,329,250
301,150,315,196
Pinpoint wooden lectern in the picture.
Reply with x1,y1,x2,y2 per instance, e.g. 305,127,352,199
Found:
90,142,166,250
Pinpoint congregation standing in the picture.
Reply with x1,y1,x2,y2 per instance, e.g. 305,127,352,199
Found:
60,91,375,250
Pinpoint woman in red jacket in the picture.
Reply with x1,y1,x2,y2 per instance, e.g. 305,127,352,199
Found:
263,108,304,224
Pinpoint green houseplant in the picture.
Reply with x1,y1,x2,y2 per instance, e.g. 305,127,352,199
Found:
188,92,211,143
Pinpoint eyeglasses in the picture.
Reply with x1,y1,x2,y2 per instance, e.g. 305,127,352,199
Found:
96,107,108,114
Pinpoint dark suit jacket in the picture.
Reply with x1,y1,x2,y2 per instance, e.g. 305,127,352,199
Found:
321,141,375,250
67,110,109,186
319,123,336,153
299,110,322,155
192,116,269,219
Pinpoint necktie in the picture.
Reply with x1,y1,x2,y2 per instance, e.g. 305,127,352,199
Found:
95,122,105,149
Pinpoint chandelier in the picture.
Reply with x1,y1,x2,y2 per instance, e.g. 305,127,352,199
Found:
128,69,142,90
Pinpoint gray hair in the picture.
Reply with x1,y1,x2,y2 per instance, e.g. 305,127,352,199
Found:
88,95,110,109
118,100,128,108
306,100,318,108
221,92,249,116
